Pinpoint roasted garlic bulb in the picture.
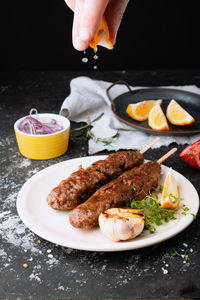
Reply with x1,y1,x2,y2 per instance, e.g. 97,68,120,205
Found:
99,208,144,242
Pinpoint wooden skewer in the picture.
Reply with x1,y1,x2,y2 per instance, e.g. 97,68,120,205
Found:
157,147,177,164
140,137,160,154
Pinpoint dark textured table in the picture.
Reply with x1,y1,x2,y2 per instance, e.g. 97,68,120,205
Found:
0,70,200,300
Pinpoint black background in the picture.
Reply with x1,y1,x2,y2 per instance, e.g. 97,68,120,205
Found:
0,0,200,71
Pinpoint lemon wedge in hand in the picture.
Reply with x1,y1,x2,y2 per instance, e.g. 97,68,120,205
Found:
89,15,113,51
160,167,180,209
126,99,162,121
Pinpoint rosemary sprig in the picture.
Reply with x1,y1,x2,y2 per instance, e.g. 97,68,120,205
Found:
91,113,105,123
96,131,120,146
74,112,104,139
74,113,104,132
74,112,120,146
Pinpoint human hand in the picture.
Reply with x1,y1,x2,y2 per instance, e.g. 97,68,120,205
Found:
64,0,130,51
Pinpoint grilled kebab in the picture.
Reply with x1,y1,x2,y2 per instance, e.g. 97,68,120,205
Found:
69,161,161,229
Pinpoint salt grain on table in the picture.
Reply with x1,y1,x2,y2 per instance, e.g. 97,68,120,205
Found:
161,267,168,275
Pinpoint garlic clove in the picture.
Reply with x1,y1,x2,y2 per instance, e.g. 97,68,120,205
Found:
98,208,144,242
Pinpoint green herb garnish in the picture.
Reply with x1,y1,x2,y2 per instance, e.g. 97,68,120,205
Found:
158,185,164,193
169,194,184,204
182,207,190,215
130,193,176,233
191,213,197,220
181,206,196,219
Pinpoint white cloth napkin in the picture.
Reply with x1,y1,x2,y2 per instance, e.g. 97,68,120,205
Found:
60,76,200,154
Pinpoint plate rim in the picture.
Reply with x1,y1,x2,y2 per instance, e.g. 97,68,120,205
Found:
16,155,199,252
110,87,200,136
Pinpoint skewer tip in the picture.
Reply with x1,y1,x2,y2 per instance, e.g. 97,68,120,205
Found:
140,137,160,154
157,147,177,164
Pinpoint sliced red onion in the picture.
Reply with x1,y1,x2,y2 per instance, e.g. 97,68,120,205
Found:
18,109,64,135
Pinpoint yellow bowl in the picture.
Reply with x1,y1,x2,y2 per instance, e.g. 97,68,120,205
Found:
14,113,70,160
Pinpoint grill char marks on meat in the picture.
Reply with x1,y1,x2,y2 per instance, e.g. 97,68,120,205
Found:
47,151,144,210
69,161,161,229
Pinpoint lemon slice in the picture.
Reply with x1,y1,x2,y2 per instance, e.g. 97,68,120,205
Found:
89,15,113,51
126,99,162,121
160,168,180,209
148,104,169,131
166,99,195,126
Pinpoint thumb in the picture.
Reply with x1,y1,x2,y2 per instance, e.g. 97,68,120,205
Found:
105,0,130,45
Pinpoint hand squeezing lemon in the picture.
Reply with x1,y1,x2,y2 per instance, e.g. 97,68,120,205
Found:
89,15,113,51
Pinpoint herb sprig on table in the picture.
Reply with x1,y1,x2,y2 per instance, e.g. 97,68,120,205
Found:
74,112,120,146
171,249,191,261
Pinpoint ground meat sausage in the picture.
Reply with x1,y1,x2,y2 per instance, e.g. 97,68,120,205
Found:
47,151,144,210
68,161,161,229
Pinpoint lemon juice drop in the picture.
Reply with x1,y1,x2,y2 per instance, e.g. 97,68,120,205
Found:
82,50,88,63
93,50,98,69
82,57,88,63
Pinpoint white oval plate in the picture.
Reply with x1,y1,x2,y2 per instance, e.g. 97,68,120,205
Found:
17,156,199,252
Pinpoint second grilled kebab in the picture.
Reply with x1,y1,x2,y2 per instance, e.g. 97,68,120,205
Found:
47,151,144,210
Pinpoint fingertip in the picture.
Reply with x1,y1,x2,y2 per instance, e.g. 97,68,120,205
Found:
73,37,89,51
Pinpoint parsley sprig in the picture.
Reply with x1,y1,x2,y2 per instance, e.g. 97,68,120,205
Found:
129,186,183,233
130,195,176,233
182,206,196,219
169,194,184,204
